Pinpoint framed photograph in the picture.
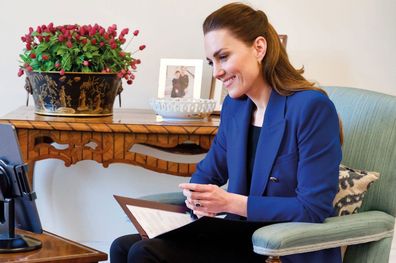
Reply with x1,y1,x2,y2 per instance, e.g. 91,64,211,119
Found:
158,59,203,99
279,34,288,48
210,78,228,114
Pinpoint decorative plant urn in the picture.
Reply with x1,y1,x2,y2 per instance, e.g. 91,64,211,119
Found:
17,23,146,117
25,72,122,116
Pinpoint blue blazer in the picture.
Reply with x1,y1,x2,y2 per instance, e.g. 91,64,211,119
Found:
190,90,342,263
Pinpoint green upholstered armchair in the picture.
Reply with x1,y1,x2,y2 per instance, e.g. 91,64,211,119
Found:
141,86,396,263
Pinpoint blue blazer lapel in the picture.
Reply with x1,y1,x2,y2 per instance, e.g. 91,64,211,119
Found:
250,91,286,196
230,98,254,195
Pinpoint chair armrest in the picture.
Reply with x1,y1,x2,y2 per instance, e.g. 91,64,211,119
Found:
140,192,185,206
252,211,394,256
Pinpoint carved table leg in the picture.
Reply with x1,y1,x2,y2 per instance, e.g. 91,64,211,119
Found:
266,256,282,263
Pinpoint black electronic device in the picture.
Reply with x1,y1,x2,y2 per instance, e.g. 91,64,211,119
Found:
0,123,42,253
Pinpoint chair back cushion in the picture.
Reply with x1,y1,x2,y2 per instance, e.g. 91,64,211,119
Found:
323,86,396,216
333,164,380,216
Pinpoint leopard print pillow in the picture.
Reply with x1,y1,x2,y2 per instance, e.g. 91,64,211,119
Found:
333,164,380,216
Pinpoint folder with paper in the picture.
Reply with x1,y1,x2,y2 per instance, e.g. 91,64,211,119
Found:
114,195,268,240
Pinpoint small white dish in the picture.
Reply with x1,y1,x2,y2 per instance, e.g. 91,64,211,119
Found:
150,98,216,120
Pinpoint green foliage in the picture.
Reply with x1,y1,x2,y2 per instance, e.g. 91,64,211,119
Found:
18,24,143,83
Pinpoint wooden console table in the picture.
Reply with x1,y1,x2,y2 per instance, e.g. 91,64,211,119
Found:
0,230,107,263
0,106,219,186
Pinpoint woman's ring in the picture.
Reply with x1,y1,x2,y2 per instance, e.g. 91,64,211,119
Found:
195,201,202,207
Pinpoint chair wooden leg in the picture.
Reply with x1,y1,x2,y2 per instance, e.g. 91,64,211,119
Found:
266,256,282,263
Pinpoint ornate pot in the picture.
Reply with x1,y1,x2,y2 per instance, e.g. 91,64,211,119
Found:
25,72,122,117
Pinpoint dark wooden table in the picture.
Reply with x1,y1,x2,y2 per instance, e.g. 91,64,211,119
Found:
0,106,220,186
0,230,107,263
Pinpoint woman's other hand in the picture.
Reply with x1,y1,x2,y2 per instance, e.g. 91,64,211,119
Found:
179,183,247,217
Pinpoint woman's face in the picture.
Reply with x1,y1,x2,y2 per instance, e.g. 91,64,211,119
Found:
204,29,265,99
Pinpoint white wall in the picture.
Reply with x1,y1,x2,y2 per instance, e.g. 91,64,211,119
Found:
0,0,395,261
0,0,395,115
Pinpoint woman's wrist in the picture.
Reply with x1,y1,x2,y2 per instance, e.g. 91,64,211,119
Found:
226,192,248,217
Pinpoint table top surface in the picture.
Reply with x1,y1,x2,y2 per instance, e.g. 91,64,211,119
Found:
0,230,107,263
1,106,220,126
0,106,220,133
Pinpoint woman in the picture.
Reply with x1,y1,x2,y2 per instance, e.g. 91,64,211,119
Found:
111,3,342,263
171,70,182,98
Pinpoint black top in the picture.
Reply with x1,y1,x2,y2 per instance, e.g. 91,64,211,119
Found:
246,124,261,193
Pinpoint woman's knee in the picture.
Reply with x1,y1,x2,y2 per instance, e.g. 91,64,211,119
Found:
128,239,166,263
110,235,141,263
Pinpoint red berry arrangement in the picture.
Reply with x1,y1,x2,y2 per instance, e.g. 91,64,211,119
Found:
18,23,146,85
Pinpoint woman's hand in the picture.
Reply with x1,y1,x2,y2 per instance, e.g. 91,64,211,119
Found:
184,198,216,218
179,183,247,218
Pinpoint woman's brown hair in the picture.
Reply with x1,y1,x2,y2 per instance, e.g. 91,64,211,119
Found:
203,2,343,144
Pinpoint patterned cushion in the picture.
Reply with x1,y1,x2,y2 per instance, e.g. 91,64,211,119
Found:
333,164,380,216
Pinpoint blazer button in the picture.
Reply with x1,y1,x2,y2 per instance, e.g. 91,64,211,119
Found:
269,176,279,183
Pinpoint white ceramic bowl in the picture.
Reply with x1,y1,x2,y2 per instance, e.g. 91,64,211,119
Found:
150,98,216,119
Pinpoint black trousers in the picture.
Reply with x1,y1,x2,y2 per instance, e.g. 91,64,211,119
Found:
110,233,265,263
